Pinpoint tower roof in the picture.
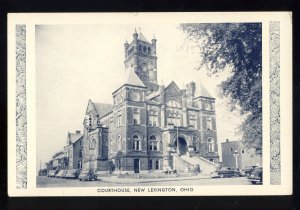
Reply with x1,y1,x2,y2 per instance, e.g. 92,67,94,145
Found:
138,32,150,43
125,69,146,88
194,82,213,98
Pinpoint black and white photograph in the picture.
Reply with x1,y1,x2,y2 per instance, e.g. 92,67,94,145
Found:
7,12,292,196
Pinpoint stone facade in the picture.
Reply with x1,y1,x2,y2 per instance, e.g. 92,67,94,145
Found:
81,31,219,174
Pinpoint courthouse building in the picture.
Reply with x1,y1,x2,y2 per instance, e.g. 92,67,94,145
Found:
81,30,219,174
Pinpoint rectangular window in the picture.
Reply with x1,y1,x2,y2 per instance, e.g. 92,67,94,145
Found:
117,111,122,127
133,140,140,150
149,116,158,127
149,160,153,170
149,141,158,151
79,150,82,158
189,114,197,128
155,160,159,170
206,116,212,130
133,108,140,125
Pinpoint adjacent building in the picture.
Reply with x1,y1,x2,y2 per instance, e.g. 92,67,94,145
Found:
65,131,83,170
221,139,262,169
81,30,220,174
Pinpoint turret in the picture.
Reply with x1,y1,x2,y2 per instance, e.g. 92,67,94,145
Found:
151,35,157,55
124,40,129,59
133,29,138,40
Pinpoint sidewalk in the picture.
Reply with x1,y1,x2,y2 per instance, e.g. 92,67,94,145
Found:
98,174,210,184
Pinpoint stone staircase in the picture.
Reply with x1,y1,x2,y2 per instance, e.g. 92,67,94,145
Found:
175,155,199,174
193,155,219,175
175,155,218,175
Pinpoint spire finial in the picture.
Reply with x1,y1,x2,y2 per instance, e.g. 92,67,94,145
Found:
153,34,156,39
134,28,137,33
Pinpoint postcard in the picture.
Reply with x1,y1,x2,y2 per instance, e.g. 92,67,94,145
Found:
7,12,292,196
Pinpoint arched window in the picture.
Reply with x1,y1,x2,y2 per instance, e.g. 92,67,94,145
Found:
117,134,122,151
149,135,159,151
143,46,147,52
132,135,141,151
193,136,200,152
90,138,96,150
89,138,97,156
148,47,151,54
207,138,214,152
139,45,142,51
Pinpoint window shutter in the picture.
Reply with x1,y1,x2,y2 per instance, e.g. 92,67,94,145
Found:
202,116,207,130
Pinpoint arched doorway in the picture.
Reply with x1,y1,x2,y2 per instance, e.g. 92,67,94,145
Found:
174,137,188,155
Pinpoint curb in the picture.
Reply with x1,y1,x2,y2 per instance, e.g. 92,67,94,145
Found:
98,175,211,184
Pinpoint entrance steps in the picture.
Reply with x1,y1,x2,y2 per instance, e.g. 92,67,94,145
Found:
176,155,218,175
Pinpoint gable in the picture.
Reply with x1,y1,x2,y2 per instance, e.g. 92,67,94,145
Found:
164,81,183,103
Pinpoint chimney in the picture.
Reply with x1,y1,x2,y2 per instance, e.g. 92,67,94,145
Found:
186,81,196,98
76,130,81,134
226,139,229,143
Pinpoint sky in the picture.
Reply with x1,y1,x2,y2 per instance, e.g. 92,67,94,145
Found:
36,24,243,170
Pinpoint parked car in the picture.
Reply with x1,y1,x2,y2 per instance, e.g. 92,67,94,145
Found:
55,170,67,178
79,170,97,181
65,169,81,179
162,166,177,174
248,167,263,184
210,167,242,178
47,170,59,177
241,166,258,177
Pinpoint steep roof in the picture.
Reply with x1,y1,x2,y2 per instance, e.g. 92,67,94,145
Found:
125,69,146,88
68,132,83,144
138,32,150,43
165,81,182,95
194,82,213,98
53,153,65,160
93,102,114,118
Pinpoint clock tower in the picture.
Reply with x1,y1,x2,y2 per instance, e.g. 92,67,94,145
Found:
124,29,158,93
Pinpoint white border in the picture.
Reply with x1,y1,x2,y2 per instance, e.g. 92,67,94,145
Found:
7,12,292,196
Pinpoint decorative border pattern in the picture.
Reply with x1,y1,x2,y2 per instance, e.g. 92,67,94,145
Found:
269,21,281,185
16,25,27,189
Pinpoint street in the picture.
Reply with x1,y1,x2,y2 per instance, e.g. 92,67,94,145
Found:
37,175,252,188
